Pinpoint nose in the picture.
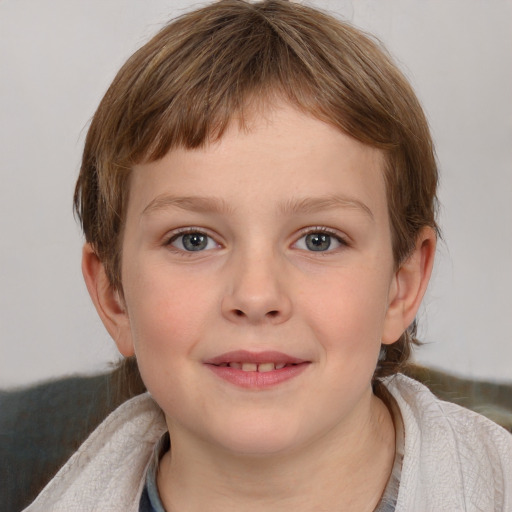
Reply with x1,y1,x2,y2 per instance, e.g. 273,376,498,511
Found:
221,250,292,325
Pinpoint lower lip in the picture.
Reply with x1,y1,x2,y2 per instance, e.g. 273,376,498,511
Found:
205,363,310,389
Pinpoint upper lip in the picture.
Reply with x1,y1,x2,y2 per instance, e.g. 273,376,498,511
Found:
204,350,308,366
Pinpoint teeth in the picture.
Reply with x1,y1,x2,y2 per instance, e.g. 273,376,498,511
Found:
224,362,289,372
258,363,275,373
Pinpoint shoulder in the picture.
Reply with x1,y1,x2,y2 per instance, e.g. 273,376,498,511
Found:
387,373,512,449
385,374,512,511
22,393,167,512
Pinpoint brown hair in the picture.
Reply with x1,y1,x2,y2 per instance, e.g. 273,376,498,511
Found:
74,0,438,391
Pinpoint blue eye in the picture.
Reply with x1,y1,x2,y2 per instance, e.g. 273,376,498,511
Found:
169,231,218,252
295,230,345,252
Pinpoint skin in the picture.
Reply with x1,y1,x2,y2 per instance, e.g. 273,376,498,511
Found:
83,102,436,511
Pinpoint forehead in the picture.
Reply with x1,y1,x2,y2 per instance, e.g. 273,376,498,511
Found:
128,103,388,223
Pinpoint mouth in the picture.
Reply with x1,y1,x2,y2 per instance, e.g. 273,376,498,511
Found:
214,362,294,372
204,350,310,388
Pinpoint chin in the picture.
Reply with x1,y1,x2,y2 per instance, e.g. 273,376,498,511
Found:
208,418,306,458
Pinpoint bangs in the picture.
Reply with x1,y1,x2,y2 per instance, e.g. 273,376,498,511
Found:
97,0,402,169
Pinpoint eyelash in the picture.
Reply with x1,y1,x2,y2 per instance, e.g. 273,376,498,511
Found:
164,228,219,253
294,226,349,253
163,226,349,254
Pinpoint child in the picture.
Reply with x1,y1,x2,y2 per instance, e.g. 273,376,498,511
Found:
24,1,512,511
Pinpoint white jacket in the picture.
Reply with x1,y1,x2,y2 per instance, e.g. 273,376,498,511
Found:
24,374,512,511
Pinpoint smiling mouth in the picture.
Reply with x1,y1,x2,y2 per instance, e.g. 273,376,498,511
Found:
214,362,296,372
205,350,308,368
204,351,310,388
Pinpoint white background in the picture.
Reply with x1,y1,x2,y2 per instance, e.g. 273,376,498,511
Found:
1,0,511,388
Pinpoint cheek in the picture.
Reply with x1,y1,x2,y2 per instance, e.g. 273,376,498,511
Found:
295,273,390,417
124,281,209,410
123,266,214,370
303,269,390,357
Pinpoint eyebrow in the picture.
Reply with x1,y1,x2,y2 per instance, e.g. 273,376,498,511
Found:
278,195,374,220
142,195,235,217
141,194,374,220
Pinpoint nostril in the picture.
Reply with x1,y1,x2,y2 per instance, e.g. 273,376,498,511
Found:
233,309,278,318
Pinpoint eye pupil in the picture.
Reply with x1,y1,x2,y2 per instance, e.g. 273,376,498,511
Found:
182,233,208,251
305,233,331,251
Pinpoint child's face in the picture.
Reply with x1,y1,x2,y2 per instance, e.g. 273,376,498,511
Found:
116,102,402,455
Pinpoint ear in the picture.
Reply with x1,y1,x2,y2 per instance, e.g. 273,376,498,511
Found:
81,244,135,357
382,227,436,344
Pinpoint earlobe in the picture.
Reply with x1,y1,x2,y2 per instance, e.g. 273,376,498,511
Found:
81,244,135,357
382,227,436,344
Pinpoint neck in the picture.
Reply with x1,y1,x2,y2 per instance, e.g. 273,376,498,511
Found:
157,393,395,512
